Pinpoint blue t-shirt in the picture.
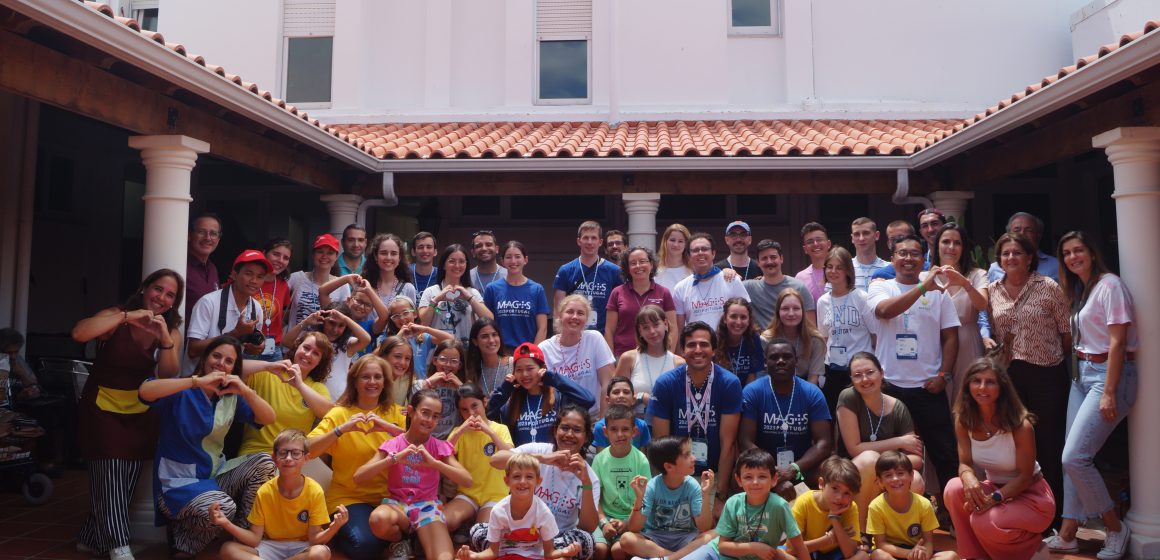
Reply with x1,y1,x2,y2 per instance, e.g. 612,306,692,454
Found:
355,317,377,358
552,258,623,333
483,279,551,349
593,417,652,449
409,264,439,296
643,475,703,533
724,334,766,382
741,376,831,460
647,364,742,471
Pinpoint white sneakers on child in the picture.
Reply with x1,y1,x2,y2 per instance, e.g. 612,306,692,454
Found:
1098,525,1131,560
388,539,412,560
1042,531,1079,553
108,545,134,560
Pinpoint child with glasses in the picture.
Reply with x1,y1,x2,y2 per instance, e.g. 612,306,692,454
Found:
422,339,469,439
212,428,348,560
386,295,455,378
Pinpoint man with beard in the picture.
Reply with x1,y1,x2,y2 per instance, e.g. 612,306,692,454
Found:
739,338,832,502
744,239,815,328
715,220,760,281
868,233,959,494
186,213,222,321
410,231,439,295
671,233,749,333
183,249,270,375
603,229,626,267
335,223,367,276
470,230,507,289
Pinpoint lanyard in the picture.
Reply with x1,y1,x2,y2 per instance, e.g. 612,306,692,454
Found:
769,377,795,448
257,277,276,334
577,258,602,297
684,367,715,435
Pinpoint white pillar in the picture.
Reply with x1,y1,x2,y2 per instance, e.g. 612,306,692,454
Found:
127,134,209,544
623,193,661,251
321,194,364,237
928,191,974,225
128,135,209,276
1093,127,1160,559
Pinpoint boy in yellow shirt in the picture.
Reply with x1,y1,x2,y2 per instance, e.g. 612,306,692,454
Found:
864,451,958,560
791,456,867,560
212,429,348,560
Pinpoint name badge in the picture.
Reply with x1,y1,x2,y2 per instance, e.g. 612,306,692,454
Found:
262,336,277,356
691,440,709,464
586,311,598,328
776,448,794,469
832,346,847,359
895,334,919,360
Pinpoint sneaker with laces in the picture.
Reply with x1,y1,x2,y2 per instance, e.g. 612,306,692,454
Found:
388,539,412,560
108,545,134,560
1043,531,1079,553
1097,525,1131,560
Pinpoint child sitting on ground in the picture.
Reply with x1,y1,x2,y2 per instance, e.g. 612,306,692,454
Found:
211,428,348,560
620,436,716,560
791,455,867,560
592,404,652,560
865,451,958,560
455,453,581,560
592,377,652,452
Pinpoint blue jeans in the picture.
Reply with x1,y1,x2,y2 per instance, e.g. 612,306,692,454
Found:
335,503,387,560
1061,359,1137,521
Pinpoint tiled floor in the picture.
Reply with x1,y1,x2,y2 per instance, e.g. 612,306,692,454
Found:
0,469,1106,560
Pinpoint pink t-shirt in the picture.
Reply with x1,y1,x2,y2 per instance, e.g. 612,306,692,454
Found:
378,435,454,503
795,266,827,302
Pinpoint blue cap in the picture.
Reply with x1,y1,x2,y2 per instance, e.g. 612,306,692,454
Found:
726,221,751,235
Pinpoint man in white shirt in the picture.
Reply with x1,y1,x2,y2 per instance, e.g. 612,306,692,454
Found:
672,232,749,333
850,217,888,291
183,249,270,375
868,233,959,494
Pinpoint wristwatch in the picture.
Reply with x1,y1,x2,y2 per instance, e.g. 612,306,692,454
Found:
991,490,1003,504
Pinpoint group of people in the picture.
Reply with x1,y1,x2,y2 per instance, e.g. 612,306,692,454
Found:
59,207,1137,560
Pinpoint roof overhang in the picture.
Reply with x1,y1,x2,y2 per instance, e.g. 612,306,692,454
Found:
375,155,913,173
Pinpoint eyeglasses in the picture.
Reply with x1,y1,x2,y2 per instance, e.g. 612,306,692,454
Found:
193,229,221,239
389,309,416,320
436,356,461,365
689,246,713,254
276,449,306,459
556,425,585,435
894,250,923,259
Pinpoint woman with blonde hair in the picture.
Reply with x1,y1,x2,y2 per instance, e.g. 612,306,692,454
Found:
539,294,615,418
655,223,692,291
760,288,826,382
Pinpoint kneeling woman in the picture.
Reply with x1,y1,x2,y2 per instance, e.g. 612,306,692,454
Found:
139,336,277,557
944,358,1055,560
353,390,473,560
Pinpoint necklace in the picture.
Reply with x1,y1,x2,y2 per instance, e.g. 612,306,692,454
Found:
477,268,500,287
526,393,544,437
769,377,795,445
742,496,770,540
866,396,886,441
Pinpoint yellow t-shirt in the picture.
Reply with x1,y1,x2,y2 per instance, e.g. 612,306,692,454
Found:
309,403,405,510
865,492,938,549
790,489,860,553
248,475,330,541
240,371,331,457
453,420,513,506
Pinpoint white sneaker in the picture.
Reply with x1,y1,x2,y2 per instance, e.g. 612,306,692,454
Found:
108,546,135,560
1043,531,1079,553
388,539,412,560
1097,525,1131,560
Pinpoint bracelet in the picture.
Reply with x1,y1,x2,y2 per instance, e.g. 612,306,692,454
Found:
333,426,343,438
579,484,593,490
190,374,199,389
918,282,927,295
827,514,842,521
122,310,129,324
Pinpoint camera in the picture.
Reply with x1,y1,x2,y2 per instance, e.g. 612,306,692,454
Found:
241,331,265,345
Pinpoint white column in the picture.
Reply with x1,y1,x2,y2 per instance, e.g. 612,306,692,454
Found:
321,194,364,237
928,191,975,225
127,134,209,544
128,135,209,276
623,193,661,251
1093,127,1160,559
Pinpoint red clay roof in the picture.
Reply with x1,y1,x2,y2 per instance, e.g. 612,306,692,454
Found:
73,1,1159,161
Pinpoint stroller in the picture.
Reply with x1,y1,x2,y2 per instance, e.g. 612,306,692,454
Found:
0,387,53,504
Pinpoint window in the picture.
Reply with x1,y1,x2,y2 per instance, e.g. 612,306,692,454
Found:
729,0,780,36
538,40,588,102
284,37,333,104
131,1,159,32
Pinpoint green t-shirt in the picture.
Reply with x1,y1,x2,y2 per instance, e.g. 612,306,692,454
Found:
710,492,800,560
591,446,651,521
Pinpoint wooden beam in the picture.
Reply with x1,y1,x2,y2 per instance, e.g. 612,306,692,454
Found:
386,170,900,197
943,77,1160,188
0,28,351,191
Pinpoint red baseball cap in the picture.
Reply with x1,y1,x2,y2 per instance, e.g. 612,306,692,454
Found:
313,233,340,252
512,342,546,365
232,249,273,274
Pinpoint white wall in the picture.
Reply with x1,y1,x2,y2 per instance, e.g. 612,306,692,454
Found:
154,0,1099,121
1070,0,1160,60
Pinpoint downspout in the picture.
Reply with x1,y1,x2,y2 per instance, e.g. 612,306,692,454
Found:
356,171,397,226
892,168,932,210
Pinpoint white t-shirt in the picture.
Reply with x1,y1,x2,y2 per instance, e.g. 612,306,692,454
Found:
324,336,359,399
817,289,877,367
486,495,559,559
539,330,615,416
656,266,691,292
418,284,485,343
183,288,266,376
867,280,960,388
671,273,750,331
853,256,890,292
286,271,351,336
1074,273,1138,354
516,442,601,532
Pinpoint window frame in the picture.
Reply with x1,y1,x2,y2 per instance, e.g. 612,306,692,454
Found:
534,35,592,106
728,0,782,37
281,35,334,109
130,0,159,32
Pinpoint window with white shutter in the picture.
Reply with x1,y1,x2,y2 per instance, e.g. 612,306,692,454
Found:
535,0,591,104
282,0,335,105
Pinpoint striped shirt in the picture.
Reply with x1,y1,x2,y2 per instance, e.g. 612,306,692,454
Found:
988,272,1070,367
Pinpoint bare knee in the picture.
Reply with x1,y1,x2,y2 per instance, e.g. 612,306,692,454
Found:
869,549,893,560
219,541,257,560
911,471,926,494
369,505,405,541
593,542,610,560
306,545,331,560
